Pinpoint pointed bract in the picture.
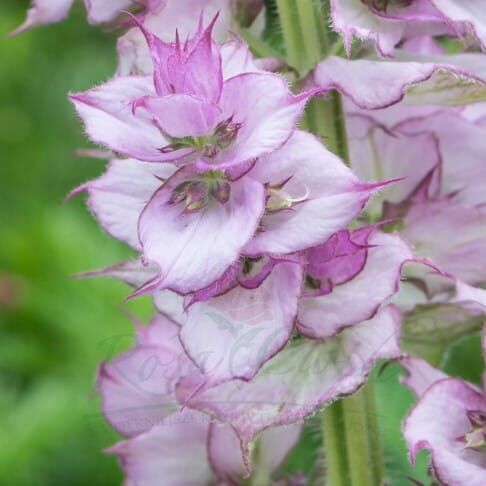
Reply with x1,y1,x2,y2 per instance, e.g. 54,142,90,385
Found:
179,262,303,385
298,229,412,339
178,306,402,453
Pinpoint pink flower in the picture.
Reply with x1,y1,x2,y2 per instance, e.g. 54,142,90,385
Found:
331,0,486,57
12,0,163,34
314,52,486,109
117,0,238,75
345,104,486,293
312,37,486,294
72,123,378,295
401,329,486,485
107,409,302,485
71,20,310,167
98,313,303,484
178,305,402,456
297,226,413,338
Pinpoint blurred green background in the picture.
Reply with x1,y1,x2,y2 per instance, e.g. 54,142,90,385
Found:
0,2,482,485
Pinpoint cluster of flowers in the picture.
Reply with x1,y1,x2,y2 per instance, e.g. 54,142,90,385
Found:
17,0,486,484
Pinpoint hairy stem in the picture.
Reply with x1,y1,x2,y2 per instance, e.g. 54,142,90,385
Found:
276,0,349,160
276,1,384,485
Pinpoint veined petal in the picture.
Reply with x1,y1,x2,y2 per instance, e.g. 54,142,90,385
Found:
98,315,193,436
138,169,265,294
314,54,486,109
178,306,401,452
401,199,486,286
107,410,214,486
298,230,412,339
208,422,302,481
348,121,441,205
81,159,175,250
179,262,303,385
404,378,486,485
208,73,314,168
245,130,374,255
398,111,486,207
138,94,221,138
141,14,223,102
70,76,191,162
117,0,234,75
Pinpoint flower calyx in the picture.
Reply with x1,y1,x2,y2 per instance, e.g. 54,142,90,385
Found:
168,170,231,213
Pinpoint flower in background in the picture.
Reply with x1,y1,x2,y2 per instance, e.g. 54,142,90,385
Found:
312,36,486,296
331,0,486,56
12,0,163,34
401,325,486,485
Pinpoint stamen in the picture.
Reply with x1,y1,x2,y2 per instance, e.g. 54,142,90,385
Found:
266,183,310,212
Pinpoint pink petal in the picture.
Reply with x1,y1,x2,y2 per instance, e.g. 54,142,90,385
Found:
207,422,247,482
179,306,401,452
186,261,241,307
12,0,74,35
398,111,486,207
207,74,314,168
117,0,234,76
399,357,448,398
401,35,445,56
77,259,187,324
138,169,265,294
179,262,303,384
314,54,486,109
429,0,486,48
330,0,485,56
98,315,193,436
401,199,486,286
245,130,375,255
330,0,404,56
305,227,373,290
141,15,223,102
81,158,175,250
298,230,412,339
454,281,486,313
70,76,191,162
347,120,441,205
404,378,486,485
137,94,221,138
220,39,262,79
84,0,132,24
208,422,302,481
107,410,214,485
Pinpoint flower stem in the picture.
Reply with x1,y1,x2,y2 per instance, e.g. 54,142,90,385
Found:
275,1,384,484
275,0,349,161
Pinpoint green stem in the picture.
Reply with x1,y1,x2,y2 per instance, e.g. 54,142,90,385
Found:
322,382,384,486
275,2,384,485
363,381,385,483
321,400,350,486
276,0,349,161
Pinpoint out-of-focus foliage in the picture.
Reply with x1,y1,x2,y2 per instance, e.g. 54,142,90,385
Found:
0,3,153,485
0,2,483,485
